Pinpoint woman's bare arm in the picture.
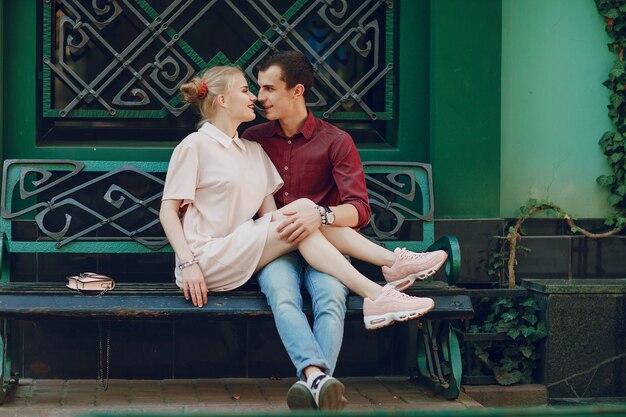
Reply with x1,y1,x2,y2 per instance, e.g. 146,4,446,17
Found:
159,199,208,307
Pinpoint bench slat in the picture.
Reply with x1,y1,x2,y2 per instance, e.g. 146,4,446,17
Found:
0,283,472,320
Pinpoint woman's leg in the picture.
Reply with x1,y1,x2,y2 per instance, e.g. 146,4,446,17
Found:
257,199,435,330
264,198,447,291
257,221,381,299
255,198,378,299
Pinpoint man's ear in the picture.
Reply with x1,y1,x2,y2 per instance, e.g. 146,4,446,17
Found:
293,84,305,98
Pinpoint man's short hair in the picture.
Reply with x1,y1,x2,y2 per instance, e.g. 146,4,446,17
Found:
257,50,314,98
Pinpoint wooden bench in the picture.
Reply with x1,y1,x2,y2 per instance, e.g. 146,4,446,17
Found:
0,159,472,402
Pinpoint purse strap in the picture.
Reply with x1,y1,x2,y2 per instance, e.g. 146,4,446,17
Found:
97,321,111,391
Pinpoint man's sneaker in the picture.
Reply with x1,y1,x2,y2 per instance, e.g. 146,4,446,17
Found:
286,381,317,410
363,284,435,330
306,371,346,410
382,248,448,291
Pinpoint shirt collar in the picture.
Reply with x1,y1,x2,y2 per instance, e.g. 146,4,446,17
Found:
270,109,316,141
199,122,246,151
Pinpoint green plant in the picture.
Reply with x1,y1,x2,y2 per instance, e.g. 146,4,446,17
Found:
467,297,547,386
482,222,530,288
597,0,626,227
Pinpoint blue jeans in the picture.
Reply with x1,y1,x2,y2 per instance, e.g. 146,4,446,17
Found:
256,252,349,379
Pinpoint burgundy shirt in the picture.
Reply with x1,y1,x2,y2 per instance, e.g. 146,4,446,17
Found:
242,110,371,229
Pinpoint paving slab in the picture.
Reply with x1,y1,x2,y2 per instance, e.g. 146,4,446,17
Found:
0,377,481,416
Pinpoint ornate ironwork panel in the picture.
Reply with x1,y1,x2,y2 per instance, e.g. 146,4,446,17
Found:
0,160,431,253
1,160,168,251
42,0,394,129
360,162,434,244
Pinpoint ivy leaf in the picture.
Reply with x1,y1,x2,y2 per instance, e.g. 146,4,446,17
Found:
534,322,548,340
597,174,615,186
611,64,625,79
608,193,623,206
522,313,538,325
521,325,536,338
520,298,538,309
507,328,521,340
477,351,491,366
521,345,534,358
611,93,625,108
609,152,624,163
495,368,523,386
599,131,615,148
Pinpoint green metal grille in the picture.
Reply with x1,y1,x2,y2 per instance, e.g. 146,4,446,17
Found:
42,0,394,122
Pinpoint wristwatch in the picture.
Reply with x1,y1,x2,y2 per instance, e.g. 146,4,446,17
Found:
323,206,335,225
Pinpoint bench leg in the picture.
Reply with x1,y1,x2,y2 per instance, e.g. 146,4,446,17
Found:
416,320,462,400
0,321,14,405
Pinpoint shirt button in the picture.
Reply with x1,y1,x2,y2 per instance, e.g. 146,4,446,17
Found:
284,166,289,170
288,140,292,144
284,192,289,196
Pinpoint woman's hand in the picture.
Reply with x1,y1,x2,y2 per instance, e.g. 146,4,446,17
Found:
182,264,208,307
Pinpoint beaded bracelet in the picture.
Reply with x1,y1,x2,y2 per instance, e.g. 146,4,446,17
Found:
177,258,199,271
315,205,328,225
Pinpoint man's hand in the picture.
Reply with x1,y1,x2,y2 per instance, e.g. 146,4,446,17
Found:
277,206,322,244
182,264,208,307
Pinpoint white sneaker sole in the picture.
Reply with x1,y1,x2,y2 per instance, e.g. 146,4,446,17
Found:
387,253,448,291
363,302,435,330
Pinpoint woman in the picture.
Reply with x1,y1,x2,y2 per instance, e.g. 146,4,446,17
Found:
160,65,444,330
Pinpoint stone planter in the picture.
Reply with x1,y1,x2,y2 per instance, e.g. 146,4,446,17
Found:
523,278,626,401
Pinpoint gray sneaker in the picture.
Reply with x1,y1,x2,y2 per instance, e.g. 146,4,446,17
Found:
286,381,316,410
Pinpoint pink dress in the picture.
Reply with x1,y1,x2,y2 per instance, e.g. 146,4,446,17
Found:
162,122,284,291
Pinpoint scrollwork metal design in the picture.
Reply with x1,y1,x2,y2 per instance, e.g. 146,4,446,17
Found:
43,0,393,121
361,163,434,241
1,160,167,251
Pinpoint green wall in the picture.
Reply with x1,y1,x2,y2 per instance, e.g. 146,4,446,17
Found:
430,0,502,219
500,0,614,218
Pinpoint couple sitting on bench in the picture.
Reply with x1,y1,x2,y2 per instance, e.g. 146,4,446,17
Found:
159,51,448,411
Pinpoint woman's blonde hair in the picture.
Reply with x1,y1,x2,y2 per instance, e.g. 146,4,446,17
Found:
180,65,244,125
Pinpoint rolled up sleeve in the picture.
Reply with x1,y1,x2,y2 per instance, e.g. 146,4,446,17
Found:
331,134,371,229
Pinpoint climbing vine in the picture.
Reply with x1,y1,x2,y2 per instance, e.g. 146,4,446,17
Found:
498,2,626,288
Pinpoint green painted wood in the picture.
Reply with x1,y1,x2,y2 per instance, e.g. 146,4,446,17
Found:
0,286,472,321
360,0,429,163
430,0,502,218
428,235,461,286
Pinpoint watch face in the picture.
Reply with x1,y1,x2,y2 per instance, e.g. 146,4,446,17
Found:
327,212,335,225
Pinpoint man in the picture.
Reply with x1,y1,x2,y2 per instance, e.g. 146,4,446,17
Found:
242,51,445,411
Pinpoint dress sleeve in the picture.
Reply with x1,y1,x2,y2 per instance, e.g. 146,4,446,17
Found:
162,143,198,208
258,145,284,196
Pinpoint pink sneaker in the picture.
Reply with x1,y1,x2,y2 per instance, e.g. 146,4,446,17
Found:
382,248,448,291
363,284,435,330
